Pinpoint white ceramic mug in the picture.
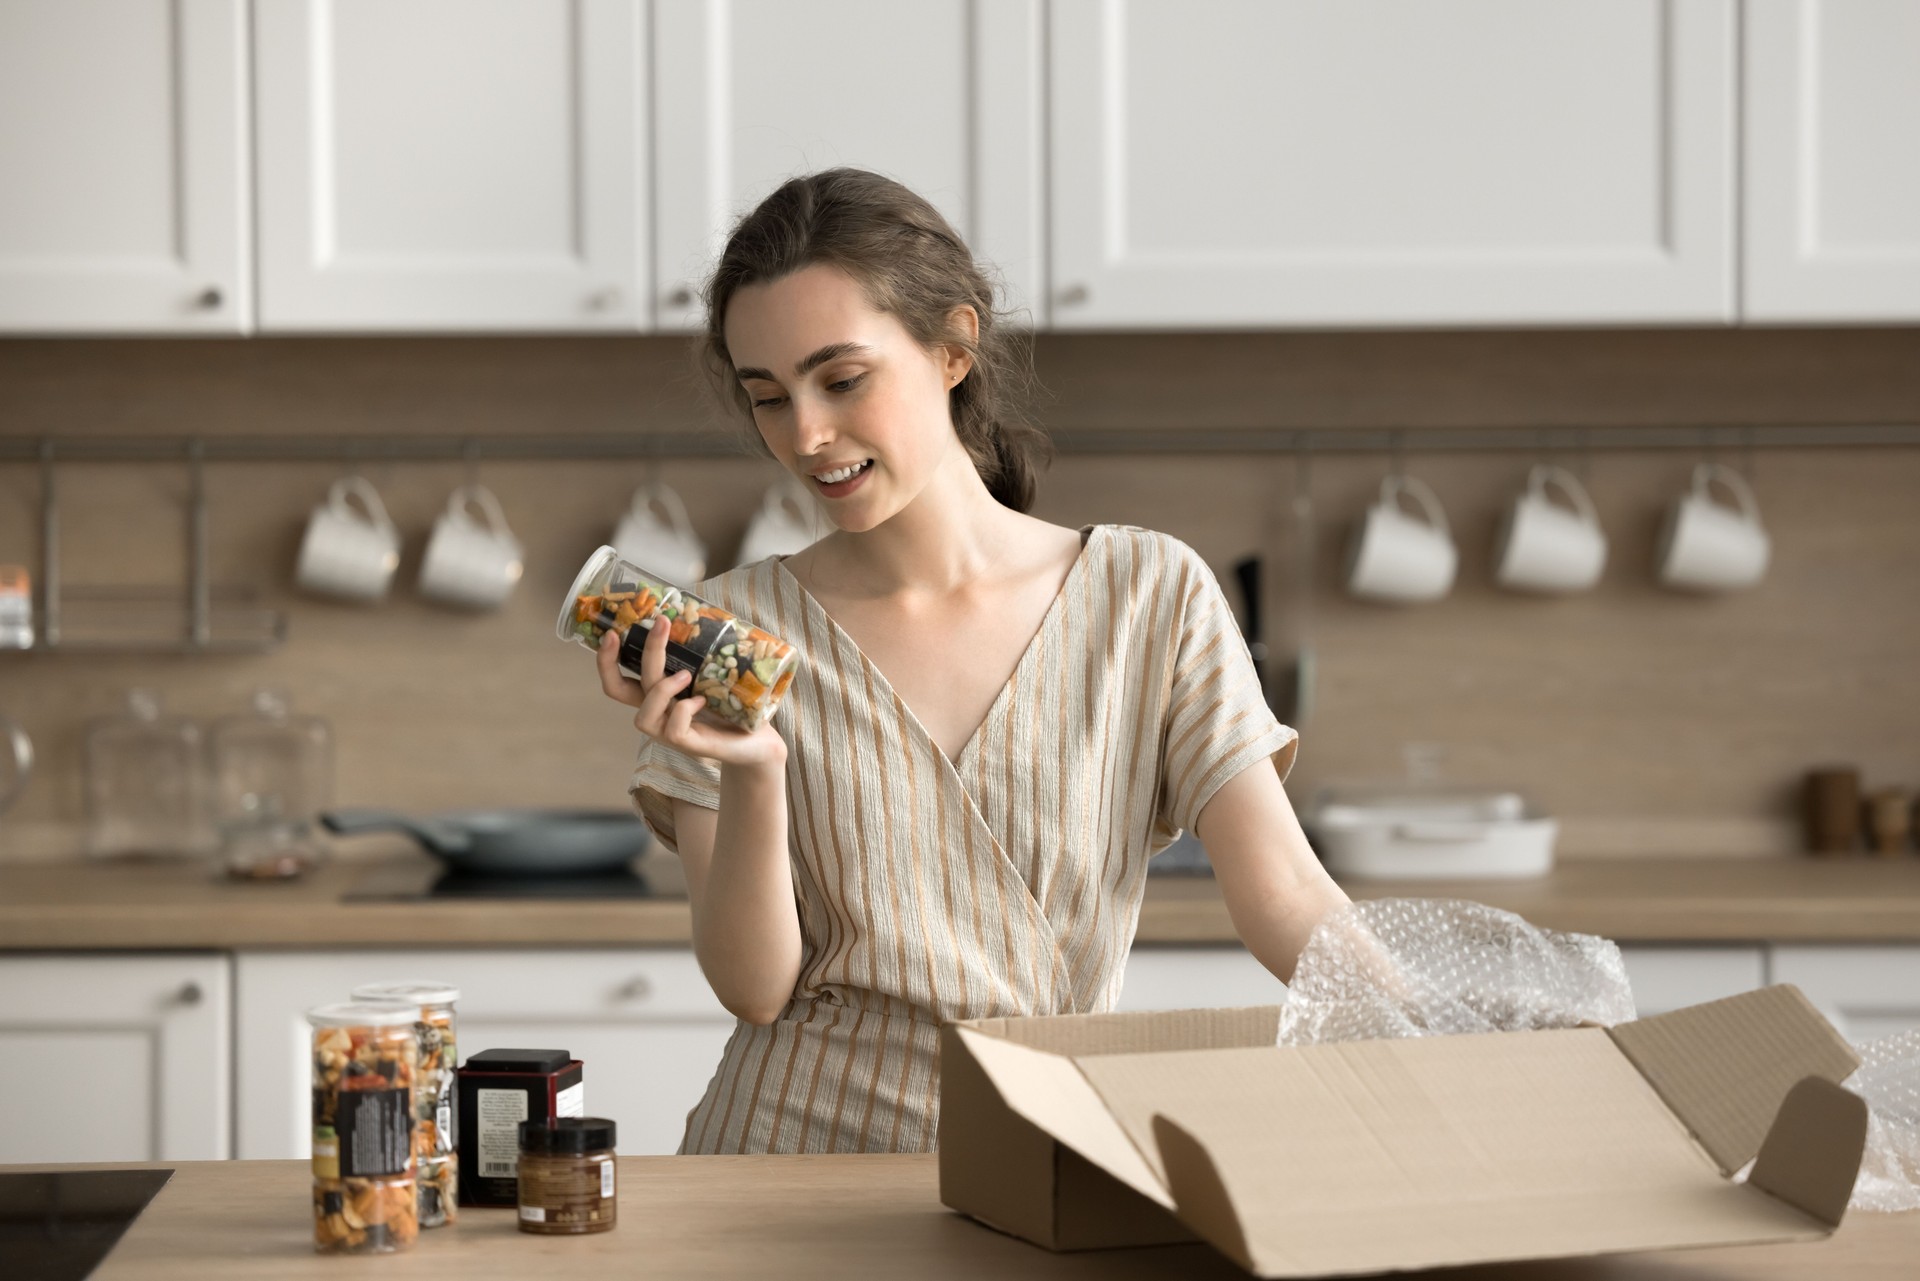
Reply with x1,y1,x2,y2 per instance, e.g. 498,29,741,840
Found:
1346,474,1457,603
294,476,401,602
612,480,707,585
734,476,824,568
1655,463,1770,592
1493,465,1608,594
418,484,524,609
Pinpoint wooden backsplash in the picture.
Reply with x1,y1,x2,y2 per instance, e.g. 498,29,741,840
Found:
3,330,1919,860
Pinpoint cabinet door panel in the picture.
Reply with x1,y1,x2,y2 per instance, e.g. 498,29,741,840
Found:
1770,945,1920,1045
1744,0,1920,319
0,0,249,333
1617,945,1767,1016
652,0,1043,329
236,950,735,1159
1050,0,1734,326
1117,946,1285,1012
255,0,644,331
0,955,231,1162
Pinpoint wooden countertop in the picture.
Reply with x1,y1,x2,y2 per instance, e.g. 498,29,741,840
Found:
4,852,1920,950
11,1157,1913,1280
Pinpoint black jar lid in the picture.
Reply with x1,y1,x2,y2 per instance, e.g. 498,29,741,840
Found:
519,1117,617,1155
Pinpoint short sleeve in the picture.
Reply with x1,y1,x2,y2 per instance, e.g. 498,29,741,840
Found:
1154,542,1300,844
628,736,722,855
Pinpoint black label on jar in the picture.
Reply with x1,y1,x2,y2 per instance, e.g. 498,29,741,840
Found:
618,616,733,698
335,1087,412,1177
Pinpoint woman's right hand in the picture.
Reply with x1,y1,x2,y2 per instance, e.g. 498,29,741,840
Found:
596,618,788,770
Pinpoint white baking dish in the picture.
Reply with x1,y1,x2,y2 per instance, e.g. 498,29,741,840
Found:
1306,788,1557,879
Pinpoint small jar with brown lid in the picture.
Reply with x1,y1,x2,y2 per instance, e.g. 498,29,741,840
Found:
516,1118,616,1235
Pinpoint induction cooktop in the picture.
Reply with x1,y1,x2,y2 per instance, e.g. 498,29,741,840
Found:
0,1168,173,1281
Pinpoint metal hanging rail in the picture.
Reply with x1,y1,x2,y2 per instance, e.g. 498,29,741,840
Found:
4,422,1920,464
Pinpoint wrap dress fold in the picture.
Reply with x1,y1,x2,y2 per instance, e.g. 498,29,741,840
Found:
628,523,1298,1154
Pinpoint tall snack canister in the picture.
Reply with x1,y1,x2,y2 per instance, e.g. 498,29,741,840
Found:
351,980,460,1227
307,1001,420,1254
558,546,799,733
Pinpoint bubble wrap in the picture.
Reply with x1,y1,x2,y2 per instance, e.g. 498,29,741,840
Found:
1846,1029,1920,1213
1275,898,1637,1045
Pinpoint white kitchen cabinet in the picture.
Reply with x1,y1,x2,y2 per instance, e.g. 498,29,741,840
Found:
1744,1,1920,321
651,0,1044,330
0,0,250,334
1617,944,1768,1016
0,954,231,1162
1768,946,1920,1045
253,0,646,332
1048,0,1736,328
1117,945,1286,1012
235,949,736,1159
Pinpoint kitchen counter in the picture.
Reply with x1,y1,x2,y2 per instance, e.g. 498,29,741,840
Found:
4,853,1920,950
10,1157,1914,1280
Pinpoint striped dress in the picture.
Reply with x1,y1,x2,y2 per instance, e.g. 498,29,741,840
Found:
628,522,1298,1154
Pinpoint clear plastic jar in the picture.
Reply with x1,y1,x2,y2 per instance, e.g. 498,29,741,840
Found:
350,981,460,1227
84,689,213,859
558,545,798,732
211,688,334,880
307,1001,419,1254
517,1117,617,1235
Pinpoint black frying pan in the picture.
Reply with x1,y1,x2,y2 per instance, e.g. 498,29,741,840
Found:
321,808,651,877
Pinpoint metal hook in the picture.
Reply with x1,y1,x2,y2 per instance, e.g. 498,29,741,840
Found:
1388,429,1405,480
461,438,481,489
1740,425,1757,484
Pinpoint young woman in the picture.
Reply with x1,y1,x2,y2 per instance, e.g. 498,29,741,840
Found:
600,168,1349,1155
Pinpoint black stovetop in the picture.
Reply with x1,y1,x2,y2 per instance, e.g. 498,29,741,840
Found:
0,1168,173,1281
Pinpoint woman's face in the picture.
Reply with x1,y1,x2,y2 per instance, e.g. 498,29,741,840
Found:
725,263,971,533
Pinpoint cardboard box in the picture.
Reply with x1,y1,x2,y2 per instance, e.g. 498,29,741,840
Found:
938,985,1867,1277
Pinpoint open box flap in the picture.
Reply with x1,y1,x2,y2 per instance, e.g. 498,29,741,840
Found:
1074,1028,1862,1278
1606,984,1861,1174
948,1026,1173,1208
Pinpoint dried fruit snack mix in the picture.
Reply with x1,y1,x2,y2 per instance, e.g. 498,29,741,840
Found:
307,1002,420,1254
352,981,461,1227
558,545,799,733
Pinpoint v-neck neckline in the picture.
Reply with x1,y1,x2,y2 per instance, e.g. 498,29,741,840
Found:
777,523,1103,772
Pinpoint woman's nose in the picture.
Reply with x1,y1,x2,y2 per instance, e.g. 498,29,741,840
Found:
791,395,835,454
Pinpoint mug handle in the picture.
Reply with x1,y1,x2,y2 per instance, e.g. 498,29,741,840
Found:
1531,465,1599,526
0,715,33,816
453,484,518,544
1384,473,1452,538
641,479,699,543
1694,463,1761,524
332,476,398,535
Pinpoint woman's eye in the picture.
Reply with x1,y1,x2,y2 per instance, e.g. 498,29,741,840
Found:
828,373,867,394
751,394,786,409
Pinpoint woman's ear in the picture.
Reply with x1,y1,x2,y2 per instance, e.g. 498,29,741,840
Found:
942,304,979,385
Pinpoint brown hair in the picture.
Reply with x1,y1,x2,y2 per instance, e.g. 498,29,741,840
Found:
700,167,1051,512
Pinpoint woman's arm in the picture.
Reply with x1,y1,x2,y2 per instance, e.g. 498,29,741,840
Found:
596,619,802,1025
670,757,805,1026
1195,757,1350,984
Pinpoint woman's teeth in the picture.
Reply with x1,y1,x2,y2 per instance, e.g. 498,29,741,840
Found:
816,461,870,485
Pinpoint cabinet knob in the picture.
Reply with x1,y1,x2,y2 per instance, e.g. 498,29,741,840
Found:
665,285,693,308
195,286,223,310
177,981,204,1006
587,286,622,311
1058,284,1089,306
614,975,653,1002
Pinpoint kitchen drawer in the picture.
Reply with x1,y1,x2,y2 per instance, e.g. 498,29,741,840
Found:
1117,945,1285,1012
1617,945,1768,1017
236,949,734,1159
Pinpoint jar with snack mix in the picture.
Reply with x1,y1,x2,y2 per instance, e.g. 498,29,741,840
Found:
558,545,798,732
351,980,460,1227
306,1001,419,1254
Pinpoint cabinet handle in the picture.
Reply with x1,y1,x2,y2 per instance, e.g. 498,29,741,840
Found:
195,286,223,310
587,286,622,311
1058,284,1089,306
177,981,204,1006
665,285,693,308
614,976,653,1002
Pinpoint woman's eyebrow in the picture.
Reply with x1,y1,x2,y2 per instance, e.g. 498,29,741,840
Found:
735,341,875,383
